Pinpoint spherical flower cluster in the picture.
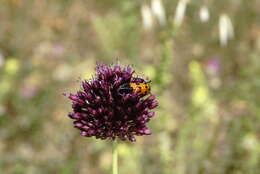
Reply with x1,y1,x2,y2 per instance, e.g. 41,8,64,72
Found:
65,64,158,142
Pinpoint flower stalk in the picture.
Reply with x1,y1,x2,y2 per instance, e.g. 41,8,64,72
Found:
112,139,118,174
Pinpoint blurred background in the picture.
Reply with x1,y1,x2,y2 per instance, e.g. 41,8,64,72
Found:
0,0,260,174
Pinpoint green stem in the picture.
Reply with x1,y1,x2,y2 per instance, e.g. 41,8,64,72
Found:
112,139,118,174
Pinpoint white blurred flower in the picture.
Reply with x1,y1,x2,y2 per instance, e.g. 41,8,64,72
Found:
199,6,210,23
174,0,188,27
151,0,166,26
141,4,154,30
219,14,234,47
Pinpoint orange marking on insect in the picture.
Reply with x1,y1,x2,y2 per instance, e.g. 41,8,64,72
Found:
129,82,151,95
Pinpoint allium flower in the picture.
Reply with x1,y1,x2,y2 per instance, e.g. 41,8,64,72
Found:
65,64,158,142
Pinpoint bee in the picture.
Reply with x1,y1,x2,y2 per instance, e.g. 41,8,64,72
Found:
118,78,151,96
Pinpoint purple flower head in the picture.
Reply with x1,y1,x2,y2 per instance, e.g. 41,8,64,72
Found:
206,58,220,76
65,63,158,142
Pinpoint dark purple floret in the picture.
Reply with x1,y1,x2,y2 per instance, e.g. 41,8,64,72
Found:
65,63,158,142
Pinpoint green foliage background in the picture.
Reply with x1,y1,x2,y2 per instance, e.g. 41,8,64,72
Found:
0,0,260,174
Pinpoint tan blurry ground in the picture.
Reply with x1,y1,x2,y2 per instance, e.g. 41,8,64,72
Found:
0,0,260,174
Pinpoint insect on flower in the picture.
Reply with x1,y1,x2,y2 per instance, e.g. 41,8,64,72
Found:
65,63,158,142
118,78,151,96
